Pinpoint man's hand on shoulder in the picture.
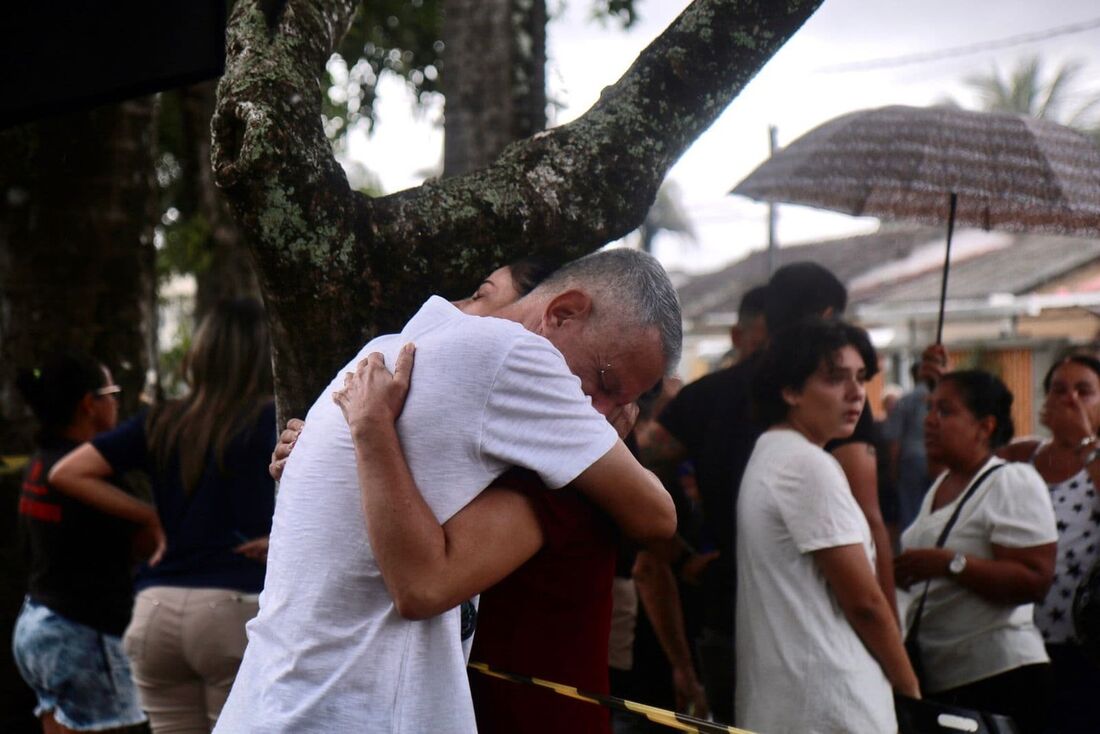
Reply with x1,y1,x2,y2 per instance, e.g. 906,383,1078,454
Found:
333,344,416,439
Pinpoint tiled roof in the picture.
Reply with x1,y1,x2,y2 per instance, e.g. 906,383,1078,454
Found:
677,227,1100,325
851,233,1100,305
678,227,940,322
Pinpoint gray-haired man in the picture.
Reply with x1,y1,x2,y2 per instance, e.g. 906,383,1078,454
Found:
217,249,682,733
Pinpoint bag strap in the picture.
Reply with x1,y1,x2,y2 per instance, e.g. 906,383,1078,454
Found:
907,461,1005,643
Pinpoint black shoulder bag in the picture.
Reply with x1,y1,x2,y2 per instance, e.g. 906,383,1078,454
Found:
904,462,1004,681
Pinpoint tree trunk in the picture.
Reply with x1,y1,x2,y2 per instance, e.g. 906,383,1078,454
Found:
212,0,824,421
442,0,547,177
0,100,158,454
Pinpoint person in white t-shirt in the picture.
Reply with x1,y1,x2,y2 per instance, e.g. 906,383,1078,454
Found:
215,249,681,734
736,318,918,734
896,370,1057,733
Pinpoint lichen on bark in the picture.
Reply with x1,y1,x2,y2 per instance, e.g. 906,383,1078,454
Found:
212,0,824,420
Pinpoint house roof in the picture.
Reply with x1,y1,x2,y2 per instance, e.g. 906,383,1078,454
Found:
678,226,1100,327
851,233,1100,305
677,227,940,324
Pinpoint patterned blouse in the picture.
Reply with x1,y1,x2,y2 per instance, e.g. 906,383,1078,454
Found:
1031,444,1100,644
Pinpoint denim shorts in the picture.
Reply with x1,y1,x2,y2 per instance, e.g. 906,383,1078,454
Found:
12,597,147,731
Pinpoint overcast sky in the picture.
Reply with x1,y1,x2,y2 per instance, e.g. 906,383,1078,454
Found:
345,0,1100,274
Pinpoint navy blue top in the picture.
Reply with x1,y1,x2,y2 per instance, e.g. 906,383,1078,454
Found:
93,401,277,593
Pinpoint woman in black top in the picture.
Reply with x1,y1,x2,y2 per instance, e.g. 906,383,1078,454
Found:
12,352,148,733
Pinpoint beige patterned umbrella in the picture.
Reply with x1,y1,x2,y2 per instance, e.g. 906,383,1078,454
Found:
731,105,1100,340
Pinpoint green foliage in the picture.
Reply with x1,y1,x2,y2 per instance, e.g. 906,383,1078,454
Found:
323,0,640,143
153,88,211,283
961,56,1100,138
589,0,640,28
157,316,193,398
323,0,445,143
156,211,213,281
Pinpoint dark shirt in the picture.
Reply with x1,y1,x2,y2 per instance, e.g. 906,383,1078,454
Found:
92,402,277,593
19,438,135,636
658,355,878,634
471,469,616,734
658,356,759,633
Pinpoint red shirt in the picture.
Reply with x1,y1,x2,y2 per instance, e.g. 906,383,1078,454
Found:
470,474,617,734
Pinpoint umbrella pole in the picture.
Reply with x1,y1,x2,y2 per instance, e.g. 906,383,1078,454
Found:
935,192,958,344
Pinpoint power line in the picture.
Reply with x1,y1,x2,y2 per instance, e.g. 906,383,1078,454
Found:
818,16,1100,73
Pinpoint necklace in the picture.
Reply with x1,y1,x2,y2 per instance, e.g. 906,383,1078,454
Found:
1039,440,1083,483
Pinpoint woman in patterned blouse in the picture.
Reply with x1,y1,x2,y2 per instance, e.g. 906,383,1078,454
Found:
1001,353,1100,734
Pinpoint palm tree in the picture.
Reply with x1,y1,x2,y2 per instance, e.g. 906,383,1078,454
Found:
961,56,1100,141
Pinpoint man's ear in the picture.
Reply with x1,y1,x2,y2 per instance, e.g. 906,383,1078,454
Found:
542,289,593,331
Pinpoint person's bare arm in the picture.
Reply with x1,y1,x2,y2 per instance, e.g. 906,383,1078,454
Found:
638,422,688,466
888,440,901,485
918,344,949,387
569,444,676,542
996,440,1038,463
48,444,165,562
815,544,920,698
334,347,545,619
832,441,898,620
633,548,708,717
895,542,1056,605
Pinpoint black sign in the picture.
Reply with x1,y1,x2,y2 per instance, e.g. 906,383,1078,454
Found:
1,1,226,127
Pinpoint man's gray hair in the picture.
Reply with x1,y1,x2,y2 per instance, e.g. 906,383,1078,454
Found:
532,248,682,370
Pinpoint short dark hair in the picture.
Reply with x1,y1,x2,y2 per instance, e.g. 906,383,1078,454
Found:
1043,353,1100,393
752,318,877,427
507,256,560,297
940,370,1015,449
764,262,847,335
16,352,107,443
533,249,683,370
738,284,769,322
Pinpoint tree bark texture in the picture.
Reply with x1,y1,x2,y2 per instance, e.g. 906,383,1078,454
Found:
442,0,547,177
0,100,158,454
212,0,825,421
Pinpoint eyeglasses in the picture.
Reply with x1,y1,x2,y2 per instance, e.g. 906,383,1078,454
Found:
95,385,122,398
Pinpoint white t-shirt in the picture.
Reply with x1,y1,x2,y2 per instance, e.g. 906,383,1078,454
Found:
901,457,1057,693
215,297,618,734
735,429,895,734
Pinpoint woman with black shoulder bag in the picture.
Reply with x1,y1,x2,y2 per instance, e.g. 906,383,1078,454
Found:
896,370,1057,734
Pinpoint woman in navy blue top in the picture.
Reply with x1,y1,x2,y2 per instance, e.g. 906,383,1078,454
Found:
51,299,276,732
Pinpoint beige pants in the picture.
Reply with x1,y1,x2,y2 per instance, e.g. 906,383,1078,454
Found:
123,587,259,733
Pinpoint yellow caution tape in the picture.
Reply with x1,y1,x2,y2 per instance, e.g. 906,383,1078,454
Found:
469,661,756,734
